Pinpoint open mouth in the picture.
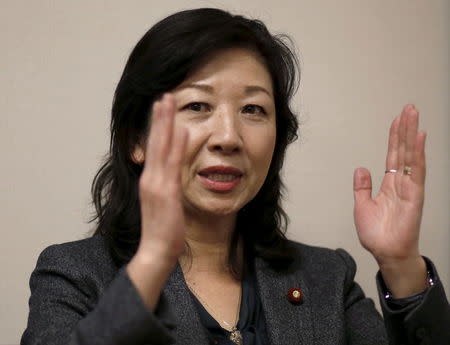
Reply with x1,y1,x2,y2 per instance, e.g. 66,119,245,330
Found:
198,166,243,192
199,173,240,182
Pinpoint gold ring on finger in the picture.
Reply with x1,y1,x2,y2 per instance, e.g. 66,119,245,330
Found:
403,166,412,175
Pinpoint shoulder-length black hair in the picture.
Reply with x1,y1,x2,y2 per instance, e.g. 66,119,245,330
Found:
91,8,300,271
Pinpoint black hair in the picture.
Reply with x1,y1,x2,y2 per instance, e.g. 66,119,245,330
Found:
91,8,300,272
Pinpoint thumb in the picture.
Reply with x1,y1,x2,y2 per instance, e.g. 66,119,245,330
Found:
353,167,373,205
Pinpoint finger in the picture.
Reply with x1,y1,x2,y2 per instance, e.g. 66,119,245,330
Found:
397,105,410,171
412,131,426,185
158,94,176,161
404,105,419,169
144,94,176,171
385,115,400,170
144,100,163,170
167,126,189,184
353,167,373,206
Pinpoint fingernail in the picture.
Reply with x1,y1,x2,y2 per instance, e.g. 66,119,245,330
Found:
408,104,418,112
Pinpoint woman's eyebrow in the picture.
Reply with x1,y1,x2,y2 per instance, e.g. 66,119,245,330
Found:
244,85,272,98
177,83,272,98
177,83,214,93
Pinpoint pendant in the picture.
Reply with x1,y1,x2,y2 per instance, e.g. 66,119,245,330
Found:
229,327,243,345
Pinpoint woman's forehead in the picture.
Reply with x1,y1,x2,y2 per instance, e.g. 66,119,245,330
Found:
175,48,274,96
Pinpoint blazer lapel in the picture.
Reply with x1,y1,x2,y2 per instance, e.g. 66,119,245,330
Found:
162,263,210,345
255,256,314,345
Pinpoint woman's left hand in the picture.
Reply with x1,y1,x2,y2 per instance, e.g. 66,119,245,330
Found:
353,104,428,297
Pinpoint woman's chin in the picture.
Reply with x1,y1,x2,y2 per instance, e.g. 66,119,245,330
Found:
184,200,242,219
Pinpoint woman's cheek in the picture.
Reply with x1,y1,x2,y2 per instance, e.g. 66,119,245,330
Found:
253,127,276,166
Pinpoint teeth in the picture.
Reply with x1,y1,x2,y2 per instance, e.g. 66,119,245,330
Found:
206,174,238,182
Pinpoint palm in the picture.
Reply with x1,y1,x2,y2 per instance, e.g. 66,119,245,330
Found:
353,105,426,264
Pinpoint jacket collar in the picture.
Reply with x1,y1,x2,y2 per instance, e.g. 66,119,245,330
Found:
162,262,210,345
162,256,313,345
254,255,313,345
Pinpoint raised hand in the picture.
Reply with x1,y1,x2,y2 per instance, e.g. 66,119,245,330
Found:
137,94,188,261
127,94,188,309
353,104,428,297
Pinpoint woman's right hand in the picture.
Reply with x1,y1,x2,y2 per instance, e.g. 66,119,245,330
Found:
127,94,188,310
137,93,188,263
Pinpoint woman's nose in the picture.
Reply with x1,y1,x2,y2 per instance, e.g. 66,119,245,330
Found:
207,111,242,155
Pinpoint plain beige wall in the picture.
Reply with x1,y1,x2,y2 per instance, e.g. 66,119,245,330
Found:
1,0,448,343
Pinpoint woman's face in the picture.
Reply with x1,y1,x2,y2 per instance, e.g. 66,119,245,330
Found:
172,48,277,218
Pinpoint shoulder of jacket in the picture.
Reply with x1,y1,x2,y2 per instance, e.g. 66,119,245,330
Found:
39,235,108,259
35,235,116,283
284,239,356,275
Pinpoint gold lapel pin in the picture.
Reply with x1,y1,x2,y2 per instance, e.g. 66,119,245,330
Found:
287,287,304,304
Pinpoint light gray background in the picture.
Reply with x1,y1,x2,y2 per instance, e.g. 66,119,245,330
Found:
1,0,448,344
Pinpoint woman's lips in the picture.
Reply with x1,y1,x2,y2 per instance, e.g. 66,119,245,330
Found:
197,165,243,192
198,174,242,192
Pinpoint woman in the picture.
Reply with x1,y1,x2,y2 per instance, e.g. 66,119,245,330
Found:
21,8,449,345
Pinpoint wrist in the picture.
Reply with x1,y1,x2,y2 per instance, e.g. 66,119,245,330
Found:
136,241,181,267
379,256,428,298
127,247,177,311
377,254,422,270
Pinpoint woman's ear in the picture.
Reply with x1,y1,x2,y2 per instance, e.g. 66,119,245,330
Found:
131,145,145,164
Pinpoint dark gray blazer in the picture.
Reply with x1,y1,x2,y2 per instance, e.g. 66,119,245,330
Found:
21,235,450,345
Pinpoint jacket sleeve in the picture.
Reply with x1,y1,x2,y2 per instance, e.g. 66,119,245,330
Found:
21,244,176,345
376,257,450,345
337,249,450,345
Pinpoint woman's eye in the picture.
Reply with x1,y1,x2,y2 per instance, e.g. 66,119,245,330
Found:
183,102,210,113
243,104,266,115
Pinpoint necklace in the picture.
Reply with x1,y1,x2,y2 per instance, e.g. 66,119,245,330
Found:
187,282,243,345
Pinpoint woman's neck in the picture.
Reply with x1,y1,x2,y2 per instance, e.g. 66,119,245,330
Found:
179,212,242,276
